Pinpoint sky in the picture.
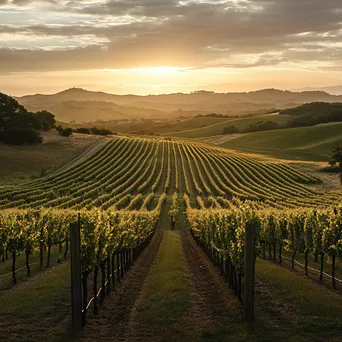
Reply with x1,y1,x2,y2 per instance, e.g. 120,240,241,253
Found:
1,0,342,96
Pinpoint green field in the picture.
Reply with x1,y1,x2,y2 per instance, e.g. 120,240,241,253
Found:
0,131,104,184
162,114,291,138
220,122,342,162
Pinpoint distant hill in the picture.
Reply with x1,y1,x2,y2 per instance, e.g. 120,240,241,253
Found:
20,100,165,123
292,85,342,96
14,87,342,123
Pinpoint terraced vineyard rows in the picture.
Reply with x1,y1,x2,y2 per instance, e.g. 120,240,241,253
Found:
0,136,340,211
0,136,341,291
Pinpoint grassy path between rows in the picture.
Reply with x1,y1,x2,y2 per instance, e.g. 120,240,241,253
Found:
125,231,194,341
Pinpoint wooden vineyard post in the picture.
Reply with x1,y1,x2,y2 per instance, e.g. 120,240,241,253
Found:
244,222,255,324
70,221,82,333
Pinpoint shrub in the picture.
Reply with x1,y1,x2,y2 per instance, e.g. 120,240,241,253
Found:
223,126,239,134
75,127,91,134
0,128,43,145
244,121,280,133
59,127,73,137
89,127,112,136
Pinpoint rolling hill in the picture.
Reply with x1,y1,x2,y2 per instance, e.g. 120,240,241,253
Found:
162,113,292,138
220,122,342,161
292,85,342,96
24,100,165,123
151,116,232,134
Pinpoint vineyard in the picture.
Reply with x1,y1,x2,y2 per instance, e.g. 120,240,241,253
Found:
0,136,340,210
0,135,342,338
0,136,341,278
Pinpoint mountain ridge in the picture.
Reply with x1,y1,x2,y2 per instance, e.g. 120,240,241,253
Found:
12,87,342,123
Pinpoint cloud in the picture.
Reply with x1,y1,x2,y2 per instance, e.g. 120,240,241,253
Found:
0,0,342,72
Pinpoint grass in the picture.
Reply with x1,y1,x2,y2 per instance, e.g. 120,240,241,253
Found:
131,231,194,340
319,164,340,173
255,258,342,341
0,245,67,290
163,114,291,138
220,122,342,162
0,130,103,185
0,261,71,341
281,249,342,281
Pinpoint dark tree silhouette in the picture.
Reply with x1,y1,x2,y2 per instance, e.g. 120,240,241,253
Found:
329,145,342,185
59,127,73,137
223,125,239,134
35,110,56,131
0,93,43,145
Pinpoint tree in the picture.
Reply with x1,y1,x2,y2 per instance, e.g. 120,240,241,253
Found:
1,128,43,145
244,121,280,133
223,126,239,134
75,127,90,134
35,110,56,131
59,127,73,137
89,127,112,136
0,93,43,145
329,145,342,184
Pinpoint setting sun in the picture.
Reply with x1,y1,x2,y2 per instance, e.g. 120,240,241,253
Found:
133,66,190,75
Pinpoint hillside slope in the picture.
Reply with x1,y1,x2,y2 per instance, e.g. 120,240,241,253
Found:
163,114,291,138
0,131,103,184
152,116,232,134
220,122,342,161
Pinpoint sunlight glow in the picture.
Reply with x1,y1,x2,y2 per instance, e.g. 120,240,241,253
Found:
132,66,191,75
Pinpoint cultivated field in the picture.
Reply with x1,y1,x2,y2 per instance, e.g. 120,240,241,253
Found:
1,136,339,210
1,135,342,341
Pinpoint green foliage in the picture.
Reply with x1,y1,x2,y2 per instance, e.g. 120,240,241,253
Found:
319,164,340,173
1,127,43,145
0,208,160,274
75,127,90,134
329,145,342,184
244,120,280,133
168,192,179,223
223,125,239,134
281,102,342,127
59,127,73,137
89,127,112,136
35,110,56,131
0,93,55,145
186,203,342,272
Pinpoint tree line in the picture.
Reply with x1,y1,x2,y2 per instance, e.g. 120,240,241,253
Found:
55,126,114,137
